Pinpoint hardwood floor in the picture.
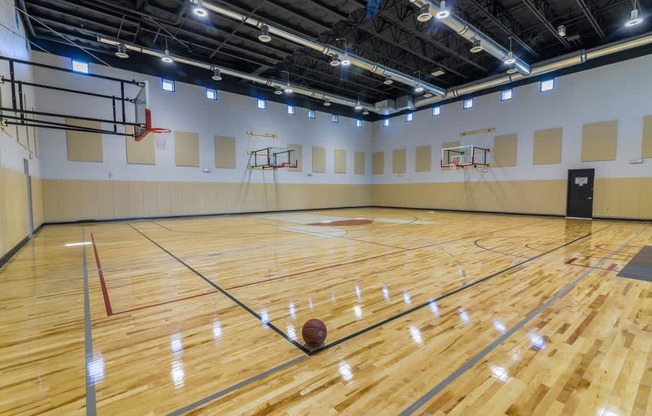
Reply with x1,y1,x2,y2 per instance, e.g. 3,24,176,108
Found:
0,208,650,415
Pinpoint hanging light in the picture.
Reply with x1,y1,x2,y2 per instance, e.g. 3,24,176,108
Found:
115,43,129,59
161,49,173,63
436,1,450,19
625,1,644,27
470,39,483,53
383,76,393,85
424,92,433,98
211,67,222,81
283,70,293,94
192,0,208,17
417,4,433,22
362,109,369,115
258,25,272,42
414,84,424,93
355,95,363,110
340,53,351,66
504,37,516,65
506,65,518,75
330,56,341,67
323,99,331,107
274,86,283,95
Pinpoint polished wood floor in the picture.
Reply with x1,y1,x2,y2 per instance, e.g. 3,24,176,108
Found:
0,208,650,415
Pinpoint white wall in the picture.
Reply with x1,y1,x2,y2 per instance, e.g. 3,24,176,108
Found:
373,54,652,184
34,52,373,185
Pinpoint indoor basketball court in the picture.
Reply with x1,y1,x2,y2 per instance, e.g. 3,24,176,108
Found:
1,0,651,415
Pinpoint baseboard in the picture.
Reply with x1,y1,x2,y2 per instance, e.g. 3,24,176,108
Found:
371,205,566,219
0,224,44,270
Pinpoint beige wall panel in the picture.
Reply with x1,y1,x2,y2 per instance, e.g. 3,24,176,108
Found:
30,177,44,228
334,149,347,174
639,178,652,218
168,183,186,215
112,182,131,219
392,149,406,174
372,151,384,175
0,168,28,258
79,181,99,220
354,151,365,175
96,181,115,220
142,182,159,217
287,144,302,172
493,134,518,167
642,115,652,158
126,134,156,165
156,183,171,217
128,182,145,218
174,131,200,167
581,120,618,162
533,128,563,165
215,136,236,169
617,180,641,218
66,118,103,162
312,146,326,173
415,145,432,172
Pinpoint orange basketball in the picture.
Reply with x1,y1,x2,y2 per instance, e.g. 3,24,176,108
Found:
302,319,327,347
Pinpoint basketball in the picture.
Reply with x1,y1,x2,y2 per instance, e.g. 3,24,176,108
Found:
302,319,327,347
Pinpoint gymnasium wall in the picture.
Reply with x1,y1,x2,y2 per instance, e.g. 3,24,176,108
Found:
0,0,43,261
371,54,652,219
32,52,373,222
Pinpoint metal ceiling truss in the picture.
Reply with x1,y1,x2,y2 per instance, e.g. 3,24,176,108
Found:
521,0,572,48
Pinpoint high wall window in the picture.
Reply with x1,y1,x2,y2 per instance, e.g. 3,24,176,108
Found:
162,79,175,92
356,120,363,128
405,113,414,122
432,106,441,116
288,105,296,115
501,89,513,101
206,88,218,100
540,79,555,92
463,98,474,109
331,114,339,123
72,60,89,74
256,98,267,110
308,109,316,119
382,119,390,127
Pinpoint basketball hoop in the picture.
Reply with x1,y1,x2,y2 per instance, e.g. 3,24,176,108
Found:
151,128,172,150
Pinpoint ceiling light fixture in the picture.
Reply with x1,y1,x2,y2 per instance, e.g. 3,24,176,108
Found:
283,70,293,94
424,92,433,98
362,109,369,115
340,53,351,66
436,1,451,19
330,55,341,67
162,49,173,63
115,43,129,59
557,24,566,37
625,1,644,27
383,76,393,85
504,37,516,65
470,39,483,53
192,0,208,17
355,94,363,110
258,25,272,42
323,99,331,107
414,70,424,93
417,4,433,22
274,86,283,95
211,67,222,81
506,65,518,75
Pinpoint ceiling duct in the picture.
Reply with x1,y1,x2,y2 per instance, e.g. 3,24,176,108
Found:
414,33,652,108
410,0,531,76
200,1,447,98
96,36,376,113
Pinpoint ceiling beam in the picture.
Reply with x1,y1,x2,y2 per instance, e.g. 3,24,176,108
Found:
574,0,605,38
520,0,571,48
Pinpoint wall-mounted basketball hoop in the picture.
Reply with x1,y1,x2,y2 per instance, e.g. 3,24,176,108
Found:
135,108,171,149
249,147,298,169
441,145,491,168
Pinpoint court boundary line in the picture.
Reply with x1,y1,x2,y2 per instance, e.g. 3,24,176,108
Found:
399,226,643,415
82,227,97,416
126,223,312,355
308,225,610,354
90,233,113,316
165,356,307,416
112,291,219,315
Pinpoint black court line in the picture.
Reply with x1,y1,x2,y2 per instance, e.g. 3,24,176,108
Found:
166,356,307,416
151,221,173,231
126,223,311,355
399,226,643,415
474,237,532,259
307,225,611,354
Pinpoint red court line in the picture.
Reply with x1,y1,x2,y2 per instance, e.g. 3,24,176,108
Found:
564,256,620,272
566,257,578,264
113,291,218,315
90,233,114,316
607,263,618,271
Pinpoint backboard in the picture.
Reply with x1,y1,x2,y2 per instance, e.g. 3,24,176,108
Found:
441,145,491,167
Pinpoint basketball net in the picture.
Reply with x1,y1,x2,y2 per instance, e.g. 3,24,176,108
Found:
151,128,172,150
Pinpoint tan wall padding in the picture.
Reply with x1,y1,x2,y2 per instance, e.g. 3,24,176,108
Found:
312,146,326,173
174,131,200,167
66,118,103,162
0,167,29,259
287,144,302,172
334,149,347,174
31,176,44,229
642,115,652,158
126,131,156,165
215,135,236,169
581,120,618,162
393,149,406,174
42,180,372,222
533,128,562,165
493,134,518,167
372,151,384,175
415,145,432,172
354,151,365,175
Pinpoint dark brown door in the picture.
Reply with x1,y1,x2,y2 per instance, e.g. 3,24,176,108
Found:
566,169,595,219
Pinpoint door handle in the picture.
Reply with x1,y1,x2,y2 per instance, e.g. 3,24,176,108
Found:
588,196,592,200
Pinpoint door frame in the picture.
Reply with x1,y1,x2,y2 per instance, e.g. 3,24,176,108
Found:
566,168,595,219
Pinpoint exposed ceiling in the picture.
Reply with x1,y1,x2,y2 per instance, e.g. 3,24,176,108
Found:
16,0,652,118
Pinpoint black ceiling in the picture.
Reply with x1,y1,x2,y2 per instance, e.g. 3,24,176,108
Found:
17,0,652,117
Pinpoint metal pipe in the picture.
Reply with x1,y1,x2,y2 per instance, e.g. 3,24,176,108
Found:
414,33,652,108
96,36,377,112
201,1,447,98
410,0,531,76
